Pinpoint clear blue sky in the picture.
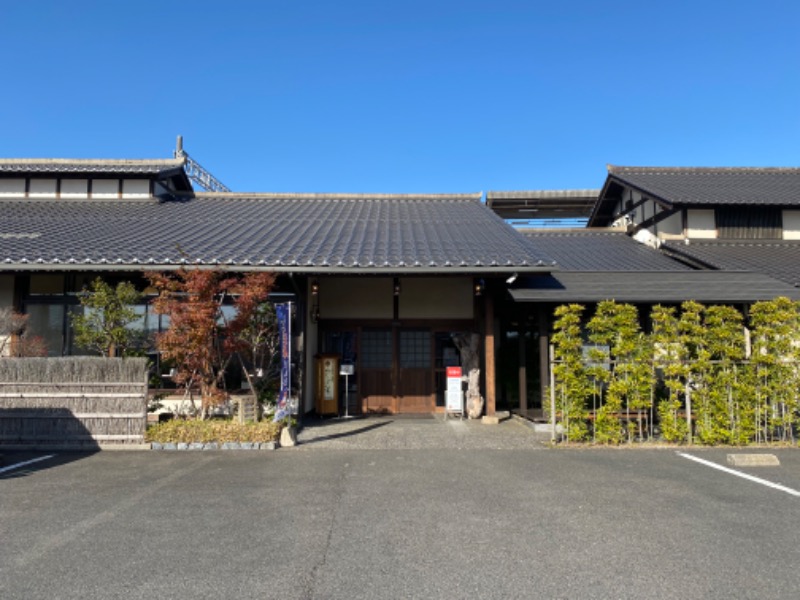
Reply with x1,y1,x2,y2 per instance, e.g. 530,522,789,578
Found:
2,1,798,193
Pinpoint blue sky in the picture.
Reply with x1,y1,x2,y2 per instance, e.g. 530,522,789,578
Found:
1,1,798,193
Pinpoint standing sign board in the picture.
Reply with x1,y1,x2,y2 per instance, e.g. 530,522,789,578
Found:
445,366,463,417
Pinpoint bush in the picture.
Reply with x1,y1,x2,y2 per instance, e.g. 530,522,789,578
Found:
146,419,282,444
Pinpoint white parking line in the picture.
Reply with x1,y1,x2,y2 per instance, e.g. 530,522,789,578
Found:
0,455,54,475
677,452,800,498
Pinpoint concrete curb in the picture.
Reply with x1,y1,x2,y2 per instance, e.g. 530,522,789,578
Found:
727,453,780,467
150,441,279,451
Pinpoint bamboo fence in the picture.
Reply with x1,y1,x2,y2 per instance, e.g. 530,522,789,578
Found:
0,357,148,448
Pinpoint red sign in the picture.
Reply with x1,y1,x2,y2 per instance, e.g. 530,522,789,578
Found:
446,366,462,379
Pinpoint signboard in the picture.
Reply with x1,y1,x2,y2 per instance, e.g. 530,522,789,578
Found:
446,366,462,393
273,302,292,421
446,366,463,380
446,389,463,412
445,366,463,414
340,363,355,376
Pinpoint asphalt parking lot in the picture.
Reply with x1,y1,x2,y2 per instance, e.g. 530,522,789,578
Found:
2,418,800,599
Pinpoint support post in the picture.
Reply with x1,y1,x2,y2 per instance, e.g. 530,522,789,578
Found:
550,344,556,443
485,293,496,416
518,324,527,414
538,308,550,413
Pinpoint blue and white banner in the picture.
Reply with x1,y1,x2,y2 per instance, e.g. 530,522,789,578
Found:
273,302,292,421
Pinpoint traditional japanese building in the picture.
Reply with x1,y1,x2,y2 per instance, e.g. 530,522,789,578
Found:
0,155,555,417
3,156,800,420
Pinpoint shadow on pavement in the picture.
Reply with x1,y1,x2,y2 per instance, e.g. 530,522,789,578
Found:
0,450,99,479
0,407,101,479
298,419,394,445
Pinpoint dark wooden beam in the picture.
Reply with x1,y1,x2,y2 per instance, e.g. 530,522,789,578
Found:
518,324,527,413
538,307,550,410
484,293,496,416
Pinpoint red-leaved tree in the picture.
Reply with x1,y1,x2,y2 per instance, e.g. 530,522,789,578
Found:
0,308,48,357
147,269,276,418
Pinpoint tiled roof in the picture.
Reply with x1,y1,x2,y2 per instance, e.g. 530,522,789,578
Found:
606,166,800,207
0,158,186,176
0,193,554,273
662,239,800,287
521,230,691,272
510,271,800,303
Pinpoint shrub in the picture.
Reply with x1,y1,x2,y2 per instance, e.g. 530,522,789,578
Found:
146,419,282,444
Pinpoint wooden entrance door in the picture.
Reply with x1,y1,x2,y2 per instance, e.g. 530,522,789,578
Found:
397,329,434,412
360,329,395,413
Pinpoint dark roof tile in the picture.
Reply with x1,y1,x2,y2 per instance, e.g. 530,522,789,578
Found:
0,158,186,176
521,230,690,271
511,271,800,303
663,239,800,287
0,193,554,273
606,166,800,207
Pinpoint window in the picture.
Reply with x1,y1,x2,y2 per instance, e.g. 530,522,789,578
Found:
400,330,431,369
716,207,782,239
361,329,392,369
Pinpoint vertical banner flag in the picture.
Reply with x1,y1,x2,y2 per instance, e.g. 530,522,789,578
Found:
273,302,292,421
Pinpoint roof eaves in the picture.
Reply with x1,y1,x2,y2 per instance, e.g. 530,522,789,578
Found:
0,262,555,275
192,191,484,202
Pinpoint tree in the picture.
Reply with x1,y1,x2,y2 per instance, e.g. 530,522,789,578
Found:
232,301,280,405
748,297,800,443
147,268,276,418
0,308,48,357
71,277,142,357
587,301,654,443
551,303,591,441
651,305,689,442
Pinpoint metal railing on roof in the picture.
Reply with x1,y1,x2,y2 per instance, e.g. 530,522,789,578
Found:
173,135,231,193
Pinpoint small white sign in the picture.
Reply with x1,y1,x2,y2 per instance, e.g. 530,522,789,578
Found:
340,364,354,376
446,389,463,412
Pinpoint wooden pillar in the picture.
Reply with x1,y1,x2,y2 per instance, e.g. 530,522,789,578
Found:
538,307,550,410
518,323,527,414
485,293,496,416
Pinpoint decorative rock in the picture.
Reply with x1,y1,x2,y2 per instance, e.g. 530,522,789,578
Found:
163,443,177,450
177,443,189,450
260,441,277,450
239,442,254,450
203,442,219,450
482,415,500,425
280,426,297,448
189,442,205,451
222,442,240,450
151,442,163,450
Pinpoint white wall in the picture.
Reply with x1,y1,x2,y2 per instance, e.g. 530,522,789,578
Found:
657,211,683,238
0,179,25,196
28,179,57,198
61,179,89,198
123,179,150,198
92,179,119,199
783,210,800,240
1,177,154,200
686,209,717,239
